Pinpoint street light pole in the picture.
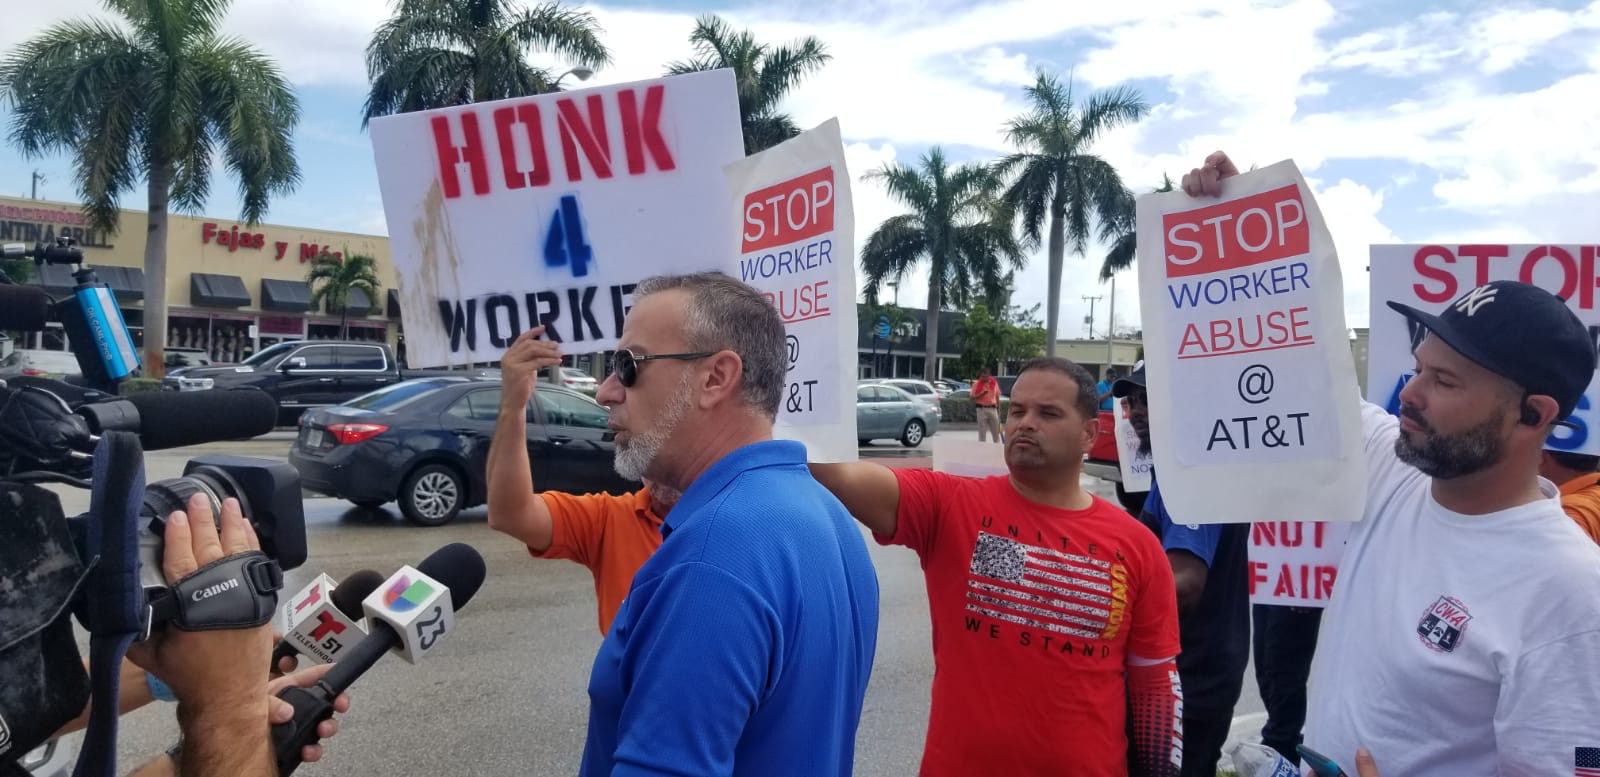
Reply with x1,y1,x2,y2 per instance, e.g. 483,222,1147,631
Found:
1106,275,1116,370
1082,295,1101,338
551,66,595,90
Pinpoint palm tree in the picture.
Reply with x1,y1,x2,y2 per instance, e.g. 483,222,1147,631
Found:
1099,174,1175,281
997,72,1148,357
861,148,1025,381
307,252,383,340
0,0,300,379
666,15,830,155
363,0,610,125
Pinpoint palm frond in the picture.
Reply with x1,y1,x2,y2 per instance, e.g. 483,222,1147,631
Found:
751,37,829,116
503,3,610,67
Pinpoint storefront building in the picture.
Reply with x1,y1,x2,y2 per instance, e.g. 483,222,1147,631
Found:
0,196,401,366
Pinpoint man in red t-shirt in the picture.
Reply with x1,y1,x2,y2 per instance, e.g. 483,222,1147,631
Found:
812,357,1182,776
971,368,1003,443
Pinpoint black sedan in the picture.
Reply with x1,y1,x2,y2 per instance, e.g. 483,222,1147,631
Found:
288,377,637,526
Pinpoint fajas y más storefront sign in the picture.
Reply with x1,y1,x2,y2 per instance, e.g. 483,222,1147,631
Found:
200,221,344,263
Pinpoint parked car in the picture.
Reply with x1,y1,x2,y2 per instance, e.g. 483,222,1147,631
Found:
289,378,636,525
856,383,939,447
163,347,213,371
868,378,944,419
1082,409,1146,513
0,348,81,379
163,340,461,425
558,366,598,395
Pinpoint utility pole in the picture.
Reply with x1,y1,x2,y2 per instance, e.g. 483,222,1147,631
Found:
1081,295,1102,338
1105,276,1116,370
30,171,45,200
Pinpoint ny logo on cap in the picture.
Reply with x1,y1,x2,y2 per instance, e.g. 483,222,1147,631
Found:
1454,285,1499,316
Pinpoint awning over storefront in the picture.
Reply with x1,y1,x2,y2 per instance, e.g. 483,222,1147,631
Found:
337,286,374,317
386,289,401,319
261,279,312,312
190,273,251,308
37,263,146,301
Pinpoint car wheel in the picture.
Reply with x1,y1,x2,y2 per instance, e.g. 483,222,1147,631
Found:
399,464,464,526
351,499,387,510
901,419,926,447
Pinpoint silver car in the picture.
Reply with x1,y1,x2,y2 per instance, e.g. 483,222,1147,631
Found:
857,383,939,447
870,378,944,419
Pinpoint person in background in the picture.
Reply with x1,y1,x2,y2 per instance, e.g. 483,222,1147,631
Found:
581,272,879,777
1185,150,1600,776
1538,449,1600,543
1251,604,1323,765
486,325,679,636
1114,367,1251,777
1096,367,1119,411
971,367,1003,443
812,357,1181,777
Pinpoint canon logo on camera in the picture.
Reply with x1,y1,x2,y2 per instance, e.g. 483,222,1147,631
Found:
192,577,241,602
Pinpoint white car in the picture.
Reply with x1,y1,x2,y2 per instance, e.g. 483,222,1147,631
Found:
559,367,598,395
869,378,944,419
0,349,81,379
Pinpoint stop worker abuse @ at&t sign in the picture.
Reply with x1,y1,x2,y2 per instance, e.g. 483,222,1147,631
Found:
1135,160,1365,525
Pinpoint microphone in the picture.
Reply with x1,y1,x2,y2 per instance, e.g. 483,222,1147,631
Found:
270,544,486,775
0,284,50,330
79,388,278,450
272,570,384,668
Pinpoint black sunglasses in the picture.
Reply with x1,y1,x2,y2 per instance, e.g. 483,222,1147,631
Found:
607,348,715,387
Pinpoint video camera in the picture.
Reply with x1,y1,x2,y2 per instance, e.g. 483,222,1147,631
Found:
0,243,306,770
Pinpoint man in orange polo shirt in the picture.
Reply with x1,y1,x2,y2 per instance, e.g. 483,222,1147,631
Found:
485,326,676,634
1540,450,1600,544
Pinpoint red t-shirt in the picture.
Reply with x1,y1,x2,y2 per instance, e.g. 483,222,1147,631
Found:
881,470,1180,777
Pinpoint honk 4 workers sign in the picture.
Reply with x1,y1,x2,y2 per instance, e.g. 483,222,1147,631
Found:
725,120,859,462
1136,160,1366,524
370,70,743,367
1368,244,1600,456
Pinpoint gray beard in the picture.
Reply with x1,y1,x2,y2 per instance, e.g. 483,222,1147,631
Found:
613,372,694,482
1394,408,1505,480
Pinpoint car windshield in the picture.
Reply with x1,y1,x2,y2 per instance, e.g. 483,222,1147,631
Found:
241,342,298,367
344,378,464,410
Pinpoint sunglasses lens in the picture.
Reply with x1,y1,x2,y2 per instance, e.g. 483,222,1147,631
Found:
612,351,636,387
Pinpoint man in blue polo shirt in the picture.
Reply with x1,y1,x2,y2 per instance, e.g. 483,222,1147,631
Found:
581,272,880,777
1114,367,1251,777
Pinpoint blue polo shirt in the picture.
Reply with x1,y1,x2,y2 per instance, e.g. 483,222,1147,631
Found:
580,440,880,777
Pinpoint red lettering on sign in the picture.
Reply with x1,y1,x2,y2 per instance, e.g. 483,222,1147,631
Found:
1177,306,1314,359
493,103,552,190
1258,562,1338,601
1163,184,1308,278
1411,244,1600,310
431,113,491,199
762,280,832,324
743,167,836,252
556,94,612,181
309,611,346,641
619,85,676,175
201,222,266,253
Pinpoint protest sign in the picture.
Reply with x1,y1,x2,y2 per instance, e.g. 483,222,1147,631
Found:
1136,160,1365,524
932,437,1008,478
1368,244,1600,455
725,120,858,461
1248,521,1352,607
369,70,744,367
1112,396,1152,493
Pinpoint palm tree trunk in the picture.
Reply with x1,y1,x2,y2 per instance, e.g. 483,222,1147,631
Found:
142,164,173,380
1043,207,1065,357
923,281,941,381
340,298,349,339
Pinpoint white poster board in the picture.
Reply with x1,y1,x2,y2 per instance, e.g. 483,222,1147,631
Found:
1112,397,1153,493
1136,160,1365,524
369,70,744,367
1368,244,1600,455
1248,521,1352,607
931,437,1008,478
725,120,858,462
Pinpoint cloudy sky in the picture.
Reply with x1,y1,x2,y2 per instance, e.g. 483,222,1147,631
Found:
4,0,1599,333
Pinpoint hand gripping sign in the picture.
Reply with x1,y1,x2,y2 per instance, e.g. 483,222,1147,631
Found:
1135,160,1366,524
369,70,744,367
724,119,859,462
1368,244,1600,455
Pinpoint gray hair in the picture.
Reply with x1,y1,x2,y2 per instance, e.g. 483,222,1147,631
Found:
634,272,786,419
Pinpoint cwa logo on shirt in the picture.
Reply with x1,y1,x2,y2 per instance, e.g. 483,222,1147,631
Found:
1416,595,1472,653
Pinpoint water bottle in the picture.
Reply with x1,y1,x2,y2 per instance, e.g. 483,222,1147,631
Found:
1229,741,1300,777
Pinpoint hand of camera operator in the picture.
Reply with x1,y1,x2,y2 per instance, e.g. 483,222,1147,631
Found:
124,494,348,776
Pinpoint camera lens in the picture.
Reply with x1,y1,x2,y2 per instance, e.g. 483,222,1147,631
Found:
140,472,233,533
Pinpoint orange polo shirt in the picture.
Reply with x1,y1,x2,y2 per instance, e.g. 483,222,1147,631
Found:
532,487,664,635
1558,473,1600,545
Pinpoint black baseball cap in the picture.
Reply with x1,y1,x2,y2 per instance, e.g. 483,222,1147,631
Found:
1387,280,1595,420
1112,365,1146,398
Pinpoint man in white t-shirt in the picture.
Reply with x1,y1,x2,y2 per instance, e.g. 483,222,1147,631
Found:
1183,152,1600,777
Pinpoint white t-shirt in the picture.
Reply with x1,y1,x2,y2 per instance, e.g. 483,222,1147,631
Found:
1303,402,1600,776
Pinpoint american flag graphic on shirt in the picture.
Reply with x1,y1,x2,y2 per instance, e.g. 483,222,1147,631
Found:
965,532,1128,639
1576,746,1600,777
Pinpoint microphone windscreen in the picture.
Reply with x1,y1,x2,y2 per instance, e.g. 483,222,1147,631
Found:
0,285,50,330
331,570,385,618
417,543,487,610
127,388,277,449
